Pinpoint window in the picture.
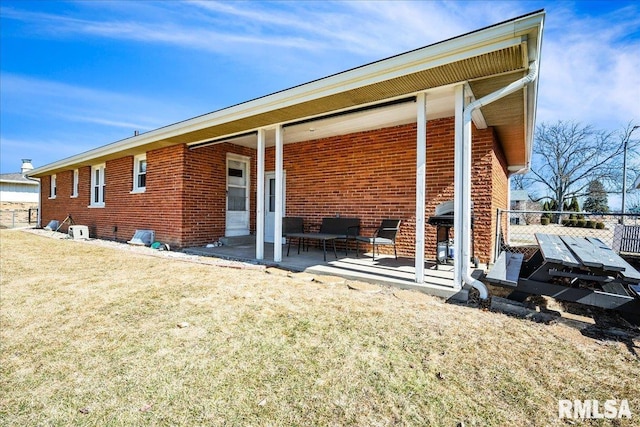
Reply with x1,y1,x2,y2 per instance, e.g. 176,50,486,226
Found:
71,169,79,198
227,158,248,211
132,154,147,193
49,174,57,199
90,164,106,207
268,178,276,212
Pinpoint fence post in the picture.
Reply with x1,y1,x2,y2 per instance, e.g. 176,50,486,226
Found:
494,208,502,262
12,210,16,229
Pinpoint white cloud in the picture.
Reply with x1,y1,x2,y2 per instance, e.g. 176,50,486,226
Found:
0,73,205,172
535,3,640,130
2,0,639,174
0,73,188,131
0,1,528,59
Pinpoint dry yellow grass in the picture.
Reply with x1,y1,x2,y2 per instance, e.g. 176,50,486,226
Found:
1,229,639,426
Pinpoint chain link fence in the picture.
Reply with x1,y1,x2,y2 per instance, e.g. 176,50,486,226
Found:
0,208,38,229
495,209,640,261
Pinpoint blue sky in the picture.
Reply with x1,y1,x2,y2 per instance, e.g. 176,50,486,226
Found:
1,1,639,175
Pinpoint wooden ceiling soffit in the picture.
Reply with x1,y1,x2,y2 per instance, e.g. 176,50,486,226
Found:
164,45,525,145
469,71,528,167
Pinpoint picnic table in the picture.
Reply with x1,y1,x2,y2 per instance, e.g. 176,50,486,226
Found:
486,233,640,313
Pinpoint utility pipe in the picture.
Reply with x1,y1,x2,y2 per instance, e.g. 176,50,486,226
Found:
455,61,538,300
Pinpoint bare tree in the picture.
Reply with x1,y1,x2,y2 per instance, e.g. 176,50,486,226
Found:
526,121,620,212
510,173,525,190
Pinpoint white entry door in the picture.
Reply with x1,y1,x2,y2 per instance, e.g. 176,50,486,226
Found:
264,171,285,243
225,155,250,237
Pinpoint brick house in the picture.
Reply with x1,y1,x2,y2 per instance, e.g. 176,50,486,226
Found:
27,11,544,294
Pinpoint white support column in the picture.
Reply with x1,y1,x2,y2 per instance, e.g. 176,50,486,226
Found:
274,125,284,262
415,93,427,283
256,129,266,260
453,84,465,291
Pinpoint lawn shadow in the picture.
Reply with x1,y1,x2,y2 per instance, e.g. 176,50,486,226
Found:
484,285,640,358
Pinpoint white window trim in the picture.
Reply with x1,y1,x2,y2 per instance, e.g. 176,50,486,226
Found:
49,174,57,199
71,169,79,198
131,153,147,194
89,164,106,208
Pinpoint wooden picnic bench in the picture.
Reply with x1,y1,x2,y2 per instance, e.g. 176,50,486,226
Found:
486,233,640,313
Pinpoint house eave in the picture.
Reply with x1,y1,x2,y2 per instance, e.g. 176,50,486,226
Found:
0,179,40,185
28,10,544,178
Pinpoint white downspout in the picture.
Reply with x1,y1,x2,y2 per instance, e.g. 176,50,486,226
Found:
457,61,538,300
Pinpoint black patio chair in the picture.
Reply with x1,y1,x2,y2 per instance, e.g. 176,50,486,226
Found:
356,219,401,261
282,216,305,256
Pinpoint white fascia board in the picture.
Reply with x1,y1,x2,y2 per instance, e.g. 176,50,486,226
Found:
0,179,39,185
29,12,543,177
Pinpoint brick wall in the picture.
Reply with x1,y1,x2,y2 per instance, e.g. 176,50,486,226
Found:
182,143,257,247
39,117,508,262
266,123,419,256
491,135,510,260
263,118,506,263
41,145,188,248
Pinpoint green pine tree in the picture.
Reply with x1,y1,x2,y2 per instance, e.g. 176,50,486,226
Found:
583,180,609,213
570,196,580,212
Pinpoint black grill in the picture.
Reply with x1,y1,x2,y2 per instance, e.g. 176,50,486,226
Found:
428,201,474,266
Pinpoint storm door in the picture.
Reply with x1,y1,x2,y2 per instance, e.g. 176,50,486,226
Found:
225,155,250,236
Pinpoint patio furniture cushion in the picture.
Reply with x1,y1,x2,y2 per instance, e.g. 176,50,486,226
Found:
356,236,394,245
356,219,401,261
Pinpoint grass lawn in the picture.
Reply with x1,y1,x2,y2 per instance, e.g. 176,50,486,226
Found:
1,229,639,426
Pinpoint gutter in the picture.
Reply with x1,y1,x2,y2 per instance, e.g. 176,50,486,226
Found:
455,61,539,300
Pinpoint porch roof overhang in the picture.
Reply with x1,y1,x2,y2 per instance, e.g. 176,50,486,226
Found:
28,10,544,179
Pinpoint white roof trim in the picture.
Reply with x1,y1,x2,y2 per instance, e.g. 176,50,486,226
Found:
0,178,39,185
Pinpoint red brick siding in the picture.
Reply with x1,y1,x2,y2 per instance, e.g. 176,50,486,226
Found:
266,124,419,256
39,117,507,261
41,145,187,248
261,118,502,262
182,143,257,247
491,134,509,262
470,126,501,263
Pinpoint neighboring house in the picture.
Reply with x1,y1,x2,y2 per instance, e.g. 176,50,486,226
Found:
0,160,39,204
28,11,545,290
510,189,530,225
510,190,530,211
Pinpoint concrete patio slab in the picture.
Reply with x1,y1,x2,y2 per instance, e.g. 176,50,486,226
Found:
183,241,469,301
